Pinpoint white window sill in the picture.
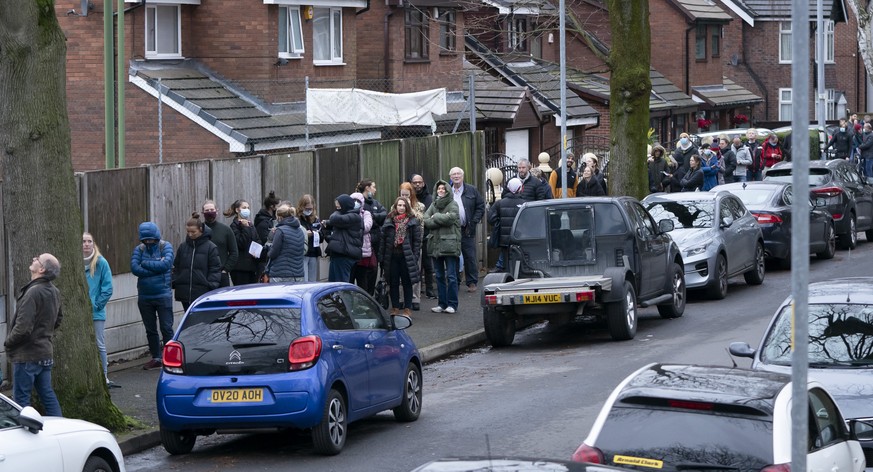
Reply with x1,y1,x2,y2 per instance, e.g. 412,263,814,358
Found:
278,53,304,59
146,54,185,60
778,60,791,64
314,60,346,66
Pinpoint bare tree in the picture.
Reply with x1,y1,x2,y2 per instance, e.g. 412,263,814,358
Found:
0,0,126,429
845,1,873,80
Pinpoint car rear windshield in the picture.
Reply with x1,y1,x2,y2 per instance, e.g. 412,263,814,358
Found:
596,406,773,472
730,189,776,206
765,168,831,186
645,200,714,229
762,303,873,366
176,307,302,376
513,202,627,240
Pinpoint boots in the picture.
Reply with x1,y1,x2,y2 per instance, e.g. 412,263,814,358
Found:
402,308,412,317
391,307,400,315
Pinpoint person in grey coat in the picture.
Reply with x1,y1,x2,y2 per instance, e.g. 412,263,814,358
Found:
268,204,307,282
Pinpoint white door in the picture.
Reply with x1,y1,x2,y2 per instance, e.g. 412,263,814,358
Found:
505,129,529,165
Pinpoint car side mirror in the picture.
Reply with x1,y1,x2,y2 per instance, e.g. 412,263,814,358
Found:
658,219,674,233
849,419,873,441
17,406,44,434
720,216,734,228
728,341,756,359
392,314,412,330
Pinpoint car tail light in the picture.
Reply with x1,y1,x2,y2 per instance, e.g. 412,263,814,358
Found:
163,341,184,374
227,300,258,306
667,399,714,410
485,295,497,305
571,444,604,464
289,335,322,371
813,186,843,198
760,463,790,472
752,213,783,224
576,291,593,302
831,212,843,220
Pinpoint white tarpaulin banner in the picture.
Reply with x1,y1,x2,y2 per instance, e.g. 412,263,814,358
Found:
306,88,447,128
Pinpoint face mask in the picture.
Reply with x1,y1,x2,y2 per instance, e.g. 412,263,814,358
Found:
769,138,777,144
841,127,846,133
303,209,313,216
367,191,374,199
680,138,688,146
353,201,362,211
240,208,251,219
203,211,217,222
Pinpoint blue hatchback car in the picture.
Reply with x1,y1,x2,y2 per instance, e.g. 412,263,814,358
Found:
155,282,422,456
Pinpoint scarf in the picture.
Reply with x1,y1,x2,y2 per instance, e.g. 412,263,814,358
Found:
84,251,95,273
393,213,409,246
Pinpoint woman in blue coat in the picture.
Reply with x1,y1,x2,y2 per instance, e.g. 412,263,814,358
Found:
83,232,116,387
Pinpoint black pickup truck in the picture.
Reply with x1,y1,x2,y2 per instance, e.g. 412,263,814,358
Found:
481,197,686,347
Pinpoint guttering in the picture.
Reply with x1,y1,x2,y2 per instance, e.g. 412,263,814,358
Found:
384,9,394,83
356,0,369,15
685,23,695,95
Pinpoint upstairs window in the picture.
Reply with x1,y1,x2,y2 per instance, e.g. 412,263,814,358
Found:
278,6,304,58
711,25,721,58
779,88,792,121
509,17,528,52
779,21,791,63
146,4,181,58
695,24,706,60
405,8,429,60
438,8,456,53
313,7,343,64
815,20,835,64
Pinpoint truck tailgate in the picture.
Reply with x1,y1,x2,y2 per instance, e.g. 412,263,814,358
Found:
483,276,612,307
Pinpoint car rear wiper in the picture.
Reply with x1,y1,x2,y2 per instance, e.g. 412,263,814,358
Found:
674,462,739,471
809,360,873,367
232,342,277,348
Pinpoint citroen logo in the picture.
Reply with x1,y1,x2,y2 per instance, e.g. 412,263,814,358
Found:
229,350,242,362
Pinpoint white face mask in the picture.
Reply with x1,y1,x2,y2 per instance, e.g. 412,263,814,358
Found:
240,208,251,219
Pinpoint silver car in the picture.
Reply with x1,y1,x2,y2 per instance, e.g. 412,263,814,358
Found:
643,191,765,299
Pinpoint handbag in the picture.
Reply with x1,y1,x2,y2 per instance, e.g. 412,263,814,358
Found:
374,277,390,309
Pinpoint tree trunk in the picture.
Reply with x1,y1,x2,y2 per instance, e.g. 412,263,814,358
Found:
0,0,126,429
607,0,651,199
846,0,873,84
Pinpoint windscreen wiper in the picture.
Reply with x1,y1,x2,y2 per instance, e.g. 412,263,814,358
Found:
674,463,739,471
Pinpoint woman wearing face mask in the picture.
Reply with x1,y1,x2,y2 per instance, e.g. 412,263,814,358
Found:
173,213,222,311
297,194,323,282
761,133,784,172
827,119,852,160
83,232,117,387
672,132,696,170
202,199,237,287
225,199,260,285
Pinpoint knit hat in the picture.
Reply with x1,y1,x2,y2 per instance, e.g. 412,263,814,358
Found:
711,142,720,150
856,123,863,132
506,178,523,194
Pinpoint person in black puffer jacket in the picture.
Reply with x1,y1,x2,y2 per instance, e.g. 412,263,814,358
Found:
488,177,525,249
380,197,422,316
268,204,307,282
326,194,363,282
225,199,260,285
173,213,222,310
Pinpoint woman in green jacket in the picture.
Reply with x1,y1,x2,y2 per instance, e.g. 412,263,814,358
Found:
423,180,461,313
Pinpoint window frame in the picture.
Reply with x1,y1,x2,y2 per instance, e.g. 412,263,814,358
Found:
145,4,182,59
313,7,343,65
778,88,793,121
779,21,792,63
711,25,721,58
509,16,528,52
278,5,305,58
437,8,456,54
695,24,707,61
815,20,835,64
404,7,430,61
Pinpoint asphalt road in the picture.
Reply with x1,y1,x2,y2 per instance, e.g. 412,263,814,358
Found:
124,240,873,471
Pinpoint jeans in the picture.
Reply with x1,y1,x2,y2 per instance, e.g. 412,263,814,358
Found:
460,231,478,287
747,169,763,182
13,360,62,416
866,158,873,178
94,320,108,379
138,297,174,360
270,276,304,283
434,256,459,310
304,256,319,282
389,252,413,309
329,256,356,283
733,174,747,183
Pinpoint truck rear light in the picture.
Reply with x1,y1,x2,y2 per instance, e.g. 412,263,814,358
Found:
571,444,604,463
485,295,497,305
752,213,783,224
162,341,184,374
576,291,593,302
813,186,843,198
289,335,322,371
760,463,790,472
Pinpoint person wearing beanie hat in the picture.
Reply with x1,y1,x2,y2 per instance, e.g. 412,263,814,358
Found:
325,194,364,282
487,178,525,273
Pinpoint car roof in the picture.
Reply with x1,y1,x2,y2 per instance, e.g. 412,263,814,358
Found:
803,277,873,304
770,159,839,170
643,191,727,202
617,364,790,416
192,282,356,305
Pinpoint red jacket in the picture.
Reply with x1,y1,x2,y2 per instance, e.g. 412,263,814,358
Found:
762,141,783,168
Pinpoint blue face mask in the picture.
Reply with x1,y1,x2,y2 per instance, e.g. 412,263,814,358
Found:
353,201,362,211
841,127,846,133
240,208,251,219
680,138,689,146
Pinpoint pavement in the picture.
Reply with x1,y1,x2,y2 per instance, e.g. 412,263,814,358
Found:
104,281,488,456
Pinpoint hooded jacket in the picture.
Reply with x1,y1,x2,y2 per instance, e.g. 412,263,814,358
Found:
488,191,525,247
647,145,669,193
173,225,222,304
268,216,307,278
423,180,462,258
205,219,238,272
326,194,364,259
130,222,174,300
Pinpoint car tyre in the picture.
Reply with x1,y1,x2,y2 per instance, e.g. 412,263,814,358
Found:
160,427,196,455
865,227,873,243
312,389,346,455
657,263,686,319
817,224,836,259
607,280,637,341
483,307,516,347
744,242,766,285
393,363,422,422
838,214,857,249
706,254,728,300
776,251,791,270
83,455,113,472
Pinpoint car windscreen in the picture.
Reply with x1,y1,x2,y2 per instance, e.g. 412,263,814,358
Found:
645,200,714,229
764,168,831,186
176,307,302,375
761,303,873,366
595,406,773,472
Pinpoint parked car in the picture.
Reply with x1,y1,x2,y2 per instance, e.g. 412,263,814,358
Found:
771,124,831,161
0,393,126,472
572,363,870,472
765,159,873,248
692,127,773,147
643,191,765,299
155,282,422,456
712,181,836,268
729,277,873,465
412,457,638,472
